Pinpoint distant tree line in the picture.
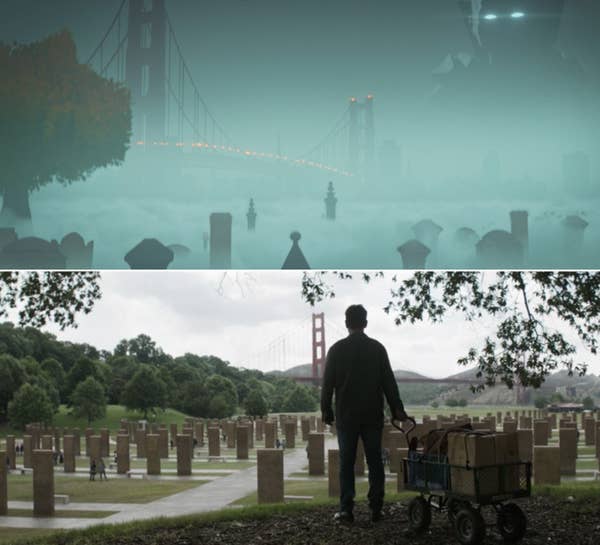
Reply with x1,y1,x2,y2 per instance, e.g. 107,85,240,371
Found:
0,322,318,430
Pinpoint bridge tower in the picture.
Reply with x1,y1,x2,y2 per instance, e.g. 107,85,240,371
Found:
126,0,167,143
311,313,326,383
347,95,376,178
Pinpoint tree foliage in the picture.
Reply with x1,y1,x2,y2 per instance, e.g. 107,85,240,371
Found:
0,30,130,218
121,365,168,419
8,383,54,429
301,271,600,391
71,376,107,424
244,387,268,417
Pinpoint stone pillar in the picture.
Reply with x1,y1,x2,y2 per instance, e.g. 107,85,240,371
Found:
396,448,409,492
584,418,595,446
194,422,204,446
328,449,340,498
158,428,169,459
146,434,160,475
247,421,254,449
503,420,517,434
31,427,41,450
0,450,6,515
317,417,324,433
354,437,365,476
533,446,560,485
236,425,249,460
88,435,101,465
519,416,532,430
170,423,178,445
84,428,93,456
6,436,15,470
264,421,276,448
136,429,147,459
23,435,33,468
63,435,76,473
32,450,54,517
308,433,325,476
117,434,130,474
208,427,220,457
559,428,577,475
301,419,310,441
517,429,533,463
72,428,81,456
226,422,236,449
53,429,61,453
100,428,109,457
595,422,600,460
257,449,284,504
389,431,408,473
255,419,264,442
209,212,232,269
533,420,549,446
41,435,53,451
176,434,192,476
284,421,295,448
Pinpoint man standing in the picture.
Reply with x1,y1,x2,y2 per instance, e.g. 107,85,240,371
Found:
321,304,408,524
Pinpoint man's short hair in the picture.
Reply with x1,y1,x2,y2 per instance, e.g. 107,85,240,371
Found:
345,304,367,329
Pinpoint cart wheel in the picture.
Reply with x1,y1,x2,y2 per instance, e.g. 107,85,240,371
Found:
448,499,469,523
408,496,431,533
496,503,527,543
454,506,486,545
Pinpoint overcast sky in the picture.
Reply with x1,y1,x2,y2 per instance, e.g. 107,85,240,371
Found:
39,271,600,378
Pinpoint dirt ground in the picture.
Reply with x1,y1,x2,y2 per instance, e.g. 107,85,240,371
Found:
78,495,600,545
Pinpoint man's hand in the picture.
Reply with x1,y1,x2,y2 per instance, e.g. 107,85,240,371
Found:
322,411,334,426
393,407,409,422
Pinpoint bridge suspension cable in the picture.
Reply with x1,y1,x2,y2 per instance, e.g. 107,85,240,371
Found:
298,105,350,167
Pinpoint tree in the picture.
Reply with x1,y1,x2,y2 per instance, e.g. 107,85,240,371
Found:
114,334,170,364
66,357,106,400
71,377,107,424
8,383,54,429
40,357,66,400
582,396,595,410
0,272,101,330
431,401,439,408
534,395,548,409
445,398,459,407
282,385,317,413
205,375,238,418
301,271,600,391
245,387,268,418
0,354,25,421
0,30,130,223
121,365,168,419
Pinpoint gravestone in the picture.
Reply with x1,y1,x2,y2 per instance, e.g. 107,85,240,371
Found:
389,431,408,473
72,428,81,456
396,447,409,492
210,213,232,269
247,421,254,449
176,434,192,476
412,219,443,249
562,215,588,256
476,230,523,268
33,450,54,516
0,228,17,251
255,419,264,441
257,449,284,504
226,421,236,449
510,210,529,256
236,425,249,460
6,436,15,470
63,435,76,473
264,421,276,448
503,419,517,434
100,428,110,457
136,429,147,459
208,427,221,457
533,446,560,485
519,416,532,430
146,434,161,475
301,419,310,441
88,435,101,465
0,237,66,269
328,449,340,497
124,238,174,269
397,239,430,269
584,417,595,446
60,232,93,268
158,428,169,459
194,421,204,446
559,428,577,475
23,435,32,468
308,433,325,475
534,420,549,446
284,421,296,448
517,429,533,463
0,450,6,515
117,434,130,474
595,422,600,459
324,181,337,220
170,423,178,444
247,198,257,231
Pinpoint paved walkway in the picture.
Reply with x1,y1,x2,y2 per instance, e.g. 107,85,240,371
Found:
0,438,337,530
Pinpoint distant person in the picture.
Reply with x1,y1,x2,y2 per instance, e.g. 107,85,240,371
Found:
98,458,108,481
321,304,408,524
89,459,97,481
275,438,281,449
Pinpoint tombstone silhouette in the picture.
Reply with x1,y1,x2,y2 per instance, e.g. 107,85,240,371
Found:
0,237,66,269
0,228,17,251
509,210,529,255
210,213,232,269
397,239,430,269
124,239,174,269
282,232,310,269
167,244,191,258
324,182,337,220
562,215,588,256
476,230,523,268
202,232,209,252
454,227,479,247
247,199,257,231
60,232,93,269
412,219,443,249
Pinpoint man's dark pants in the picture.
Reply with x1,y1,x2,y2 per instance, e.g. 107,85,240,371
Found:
337,425,385,514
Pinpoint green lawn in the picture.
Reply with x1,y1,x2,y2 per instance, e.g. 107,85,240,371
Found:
0,528,58,544
7,474,206,503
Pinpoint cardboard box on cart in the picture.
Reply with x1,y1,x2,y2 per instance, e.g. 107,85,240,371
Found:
448,432,499,497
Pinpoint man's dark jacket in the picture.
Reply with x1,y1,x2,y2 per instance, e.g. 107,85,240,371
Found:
320,331,404,430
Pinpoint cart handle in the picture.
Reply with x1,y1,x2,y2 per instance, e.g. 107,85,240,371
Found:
391,416,416,439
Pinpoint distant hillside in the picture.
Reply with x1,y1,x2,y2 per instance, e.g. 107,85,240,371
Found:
273,364,431,381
